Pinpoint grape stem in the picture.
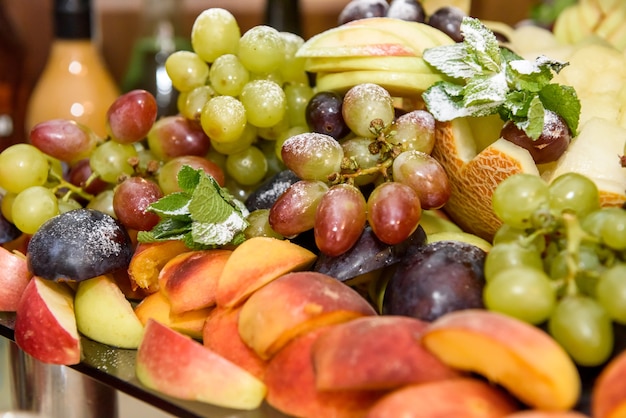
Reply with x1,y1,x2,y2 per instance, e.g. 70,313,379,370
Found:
561,211,599,297
48,169,95,202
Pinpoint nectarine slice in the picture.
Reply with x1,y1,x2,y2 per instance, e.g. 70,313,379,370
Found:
127,240,190,292
422,309,581,411
592,348,626,418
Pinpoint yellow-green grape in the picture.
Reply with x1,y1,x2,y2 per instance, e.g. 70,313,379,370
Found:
492,173,550,230
249,71,284,86
240,80,287,128
209,54,250,97
244,209,283,240
0,143,50,194
191,8,241,63
12,186,59,234
86,190,116,218
178,85,216,121
200,95,247,143
284,82,314,127
257,115,290,141
226,145,268,186
238,25,285,74
279,32,308,83
210,123,257,155
1,192,16,223
89,141,138,184
58,198,83,214
165,51,209,92
275,125,309,162
596,263,626,324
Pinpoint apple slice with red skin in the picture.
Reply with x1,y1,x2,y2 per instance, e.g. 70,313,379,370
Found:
0,246,32,312
136,319,266,410
14,277,81,365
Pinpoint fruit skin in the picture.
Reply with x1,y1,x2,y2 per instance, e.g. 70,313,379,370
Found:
383,240,487,321
503,411,590,418
238,271,377,360
27,208,134,282
14,277,81,365
127,240,191,293
215,236,317,308
74,274,145,349
365,377,519,418
136,319,267,410
264,326,386,418
0,245,32,312
311,315,462,391
422,309,581,411
592,348,626,418
158,249,232,314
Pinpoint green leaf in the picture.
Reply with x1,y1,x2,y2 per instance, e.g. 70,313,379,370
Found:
177,164,202,194
423,43,480,79
462,72,507,107
539,84,581,135
147,192,191,218
460,17,501,73
515,96,546,140
500,90,534,121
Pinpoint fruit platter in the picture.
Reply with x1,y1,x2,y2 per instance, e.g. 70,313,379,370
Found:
2,0,626,417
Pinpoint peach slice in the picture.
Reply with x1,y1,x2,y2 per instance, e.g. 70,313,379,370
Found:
215,236,317,308
74,274,145,349
422,309,581,411
136,319,267,410
365,377,519,418
504,411,590,418
134,290,211,340
0,246,32,312
264,326,386,418
202,305,268,380
158,249,231,314
592,348,626,418
311,315,461,391
127,240,190,292
238,271,377,360
14,277,80,365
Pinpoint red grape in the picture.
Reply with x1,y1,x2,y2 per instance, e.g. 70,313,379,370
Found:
367,181,422,245
392,150,451,210
29,119,98,163
113,177,163,231
268,180,329,237
314,183,367,256
147,116,212,161
106,89,158,144
281,132,344,182
67,158,109,195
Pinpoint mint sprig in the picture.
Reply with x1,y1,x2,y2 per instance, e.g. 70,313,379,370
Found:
137,165,249,249
422,17,580,140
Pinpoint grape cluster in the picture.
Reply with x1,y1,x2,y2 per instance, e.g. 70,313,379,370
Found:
484,171,626,366
269,82,451,256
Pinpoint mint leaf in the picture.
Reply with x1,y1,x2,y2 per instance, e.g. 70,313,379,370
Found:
138,166,250,249
460,17,501,73
539,84,580,135
518,96,546,140
423,43,480,79
463,72,507,107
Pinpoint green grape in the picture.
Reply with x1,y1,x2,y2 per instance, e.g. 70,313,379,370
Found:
581,208,610,237
341,136,380,186
200,95,247,143
548,245,603,297
483,241,544,282
165,51,210,92
240,80,287,128
284,82,314,127
244,209,283,240
548,172,600,218
58,198,83,214
86,190,116,218
257,115,290,141
279,32,308,83
596,263,626,324
226,146,268,186
12,186,59,234
483,266,556,325
191,8,241,63
209,54,249,96
1,192,16,222
210,123,257,155
238,25,285,74
342,83,395,138
178,85,216,121
90,141,138,184
492,173,550,229
599,207,626,250
0,143,50,194
249,70,284,86
257,137,286,178
492,224,546,253
548,295,613,366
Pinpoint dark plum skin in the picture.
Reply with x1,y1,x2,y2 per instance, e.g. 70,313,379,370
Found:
314,224,426,282
382,240,486,321
27,208,134,282
244,169,300,211
0,209,21,244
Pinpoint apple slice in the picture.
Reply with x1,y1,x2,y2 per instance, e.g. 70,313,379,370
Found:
158,249,231,314
238,271,377,360
365,377,519,418
136,319,267,410
127,239,191,292
311,315,461,391
422,309,581,411
74,274,145,349
14,277,81,365
216,236,317,308
134,290,211,340
0,246,32,312
304,55,432,73
592,348,626,418
315,70,444,97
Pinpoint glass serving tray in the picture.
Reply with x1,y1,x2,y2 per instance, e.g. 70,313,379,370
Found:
0,313,289,418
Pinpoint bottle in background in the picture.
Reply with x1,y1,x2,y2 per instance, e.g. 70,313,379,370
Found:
121,0,191,118
25,0,120,139
0,0,29,151
264,0,303,36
